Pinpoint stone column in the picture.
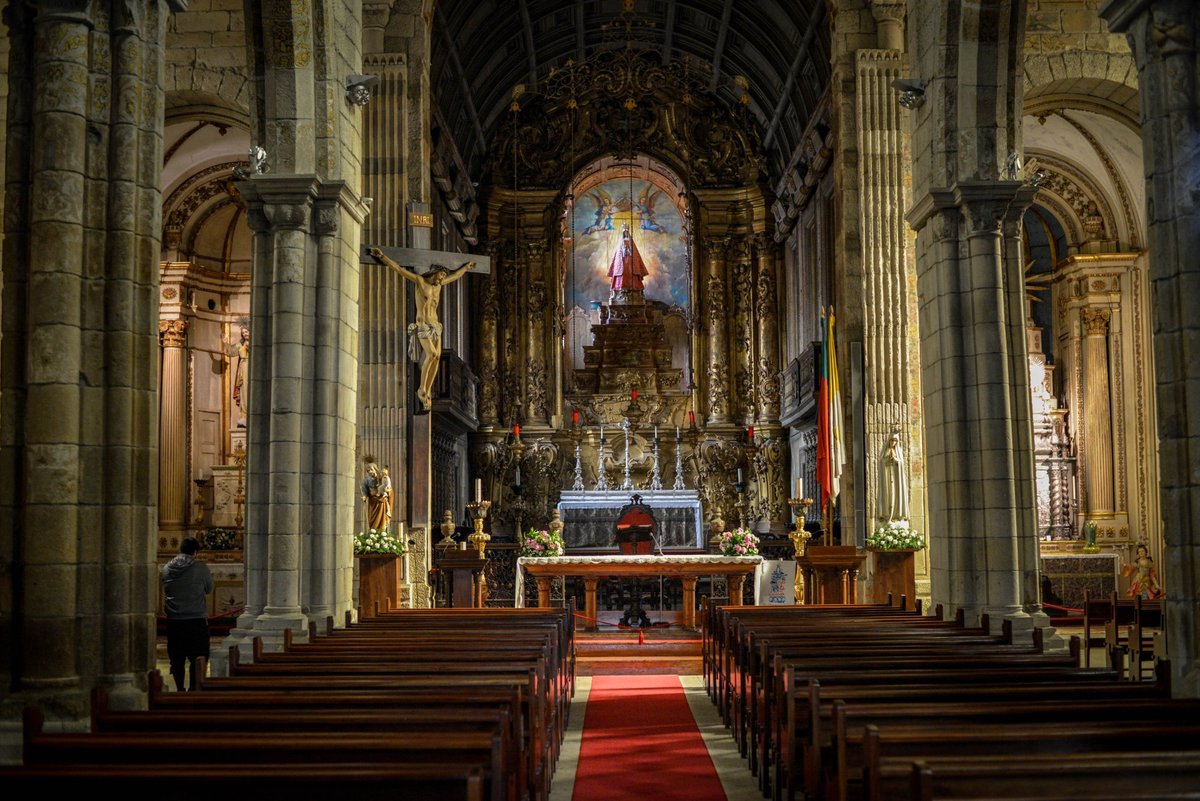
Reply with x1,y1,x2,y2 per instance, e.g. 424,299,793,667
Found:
908,181,1044,636
217,178,369,667
1,0,168,712
1080,307,1115,517
1101,0,1200,697
158,320,189,529
703,237,731,424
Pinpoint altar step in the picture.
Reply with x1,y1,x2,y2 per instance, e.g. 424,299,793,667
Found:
574,627,703,676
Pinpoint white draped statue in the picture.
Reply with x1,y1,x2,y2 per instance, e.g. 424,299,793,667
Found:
877,432,910,523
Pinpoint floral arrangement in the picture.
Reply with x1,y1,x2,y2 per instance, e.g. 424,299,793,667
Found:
520,527,566,558
202,527,239,551
354,528,406,555
867,521,925,551
717,527,760,557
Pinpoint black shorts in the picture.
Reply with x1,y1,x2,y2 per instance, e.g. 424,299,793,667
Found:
166,618,211,662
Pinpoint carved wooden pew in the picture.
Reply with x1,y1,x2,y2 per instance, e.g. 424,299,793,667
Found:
894,751,1200,800
858,719,1200,801
21,705,511,801
0,762,488,801
832,695,1200,801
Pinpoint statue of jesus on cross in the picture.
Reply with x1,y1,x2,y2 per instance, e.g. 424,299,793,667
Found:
364,245,491,412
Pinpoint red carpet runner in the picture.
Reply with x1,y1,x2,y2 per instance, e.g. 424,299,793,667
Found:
572,675,727,800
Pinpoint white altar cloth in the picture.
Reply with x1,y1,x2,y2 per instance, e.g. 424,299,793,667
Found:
513,554,763,607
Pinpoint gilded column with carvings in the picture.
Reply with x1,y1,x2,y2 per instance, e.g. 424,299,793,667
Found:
477,246,501,426
1081,307,1115,517
525,242,550,425
158,319,189,530
703,236,731,424
754,234,782,423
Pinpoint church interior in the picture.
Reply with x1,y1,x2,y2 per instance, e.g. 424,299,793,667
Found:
2,0,1200,793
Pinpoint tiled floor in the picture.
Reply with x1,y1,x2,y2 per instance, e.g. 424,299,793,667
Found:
549,675,762,801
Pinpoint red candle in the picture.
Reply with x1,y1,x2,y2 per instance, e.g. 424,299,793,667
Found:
688,410,695,427
572,409,580,426
514,423,520,438
748,425,755,441
631,387,638,401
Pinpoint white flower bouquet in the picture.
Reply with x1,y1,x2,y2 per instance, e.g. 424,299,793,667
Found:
867,521,925,551
354,528,406,555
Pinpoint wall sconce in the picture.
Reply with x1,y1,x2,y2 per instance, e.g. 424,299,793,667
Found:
346,74,380,107
891,78,926,109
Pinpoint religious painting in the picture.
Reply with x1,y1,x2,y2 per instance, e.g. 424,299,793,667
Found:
562,158,693,383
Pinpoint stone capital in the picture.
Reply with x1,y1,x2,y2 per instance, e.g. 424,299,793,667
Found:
1081,306,1112,335
954,180,1036,235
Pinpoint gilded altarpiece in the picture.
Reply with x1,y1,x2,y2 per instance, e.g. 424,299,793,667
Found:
471,51,791,576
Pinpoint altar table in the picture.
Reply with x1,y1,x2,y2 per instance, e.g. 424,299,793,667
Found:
515,554,763,630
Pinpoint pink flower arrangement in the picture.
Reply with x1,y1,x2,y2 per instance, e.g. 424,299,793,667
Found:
717,527,760,557
520,528,565,558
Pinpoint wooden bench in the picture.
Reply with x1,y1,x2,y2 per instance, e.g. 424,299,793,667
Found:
23,705,511,801
894,751,1200,800
0,762,489,801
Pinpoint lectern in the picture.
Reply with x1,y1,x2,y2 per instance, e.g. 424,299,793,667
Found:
440,547,488,607
796,545,867,604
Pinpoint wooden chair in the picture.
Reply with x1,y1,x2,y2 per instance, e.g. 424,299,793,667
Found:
1081,589,1112,668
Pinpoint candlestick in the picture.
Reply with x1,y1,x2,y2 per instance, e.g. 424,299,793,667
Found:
474,478,482,502
673,433,686,490
515,464,521,486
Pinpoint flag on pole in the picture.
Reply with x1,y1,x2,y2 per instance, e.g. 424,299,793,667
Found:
816,307,846,510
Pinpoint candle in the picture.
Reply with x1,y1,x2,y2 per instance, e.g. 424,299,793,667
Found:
600,424,604,440
572,408,580,426
748,425,755,441
675,425,680,440
513,423,520,438
631,387,638,401
515,464,522,486
654,425,658,441
398,521,406,538
795,477,803,498
737,468,744,483
474,478,482,502
688,410,695,427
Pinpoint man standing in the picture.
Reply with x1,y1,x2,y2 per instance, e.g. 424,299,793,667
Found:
161,537,214,691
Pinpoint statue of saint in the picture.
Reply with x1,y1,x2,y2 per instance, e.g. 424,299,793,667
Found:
368,247,473,410
361,458,392,532
876,432,910,523
607,223,649,292
223,323,250,427
1122,543,1164,600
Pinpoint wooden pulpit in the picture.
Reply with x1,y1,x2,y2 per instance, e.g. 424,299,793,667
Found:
440,547,488,608
869,548,918,608
796,545,867,604
358,554,404,617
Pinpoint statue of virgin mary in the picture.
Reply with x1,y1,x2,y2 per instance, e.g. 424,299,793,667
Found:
607,223,649,293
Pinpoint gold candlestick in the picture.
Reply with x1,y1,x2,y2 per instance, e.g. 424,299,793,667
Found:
466,499,492,555
788,496,814,604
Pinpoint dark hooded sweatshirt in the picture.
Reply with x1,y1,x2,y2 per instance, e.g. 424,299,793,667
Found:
162,554,214,619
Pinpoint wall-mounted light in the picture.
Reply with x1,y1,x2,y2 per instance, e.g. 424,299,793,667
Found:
346,74,380,107
891,78,926,109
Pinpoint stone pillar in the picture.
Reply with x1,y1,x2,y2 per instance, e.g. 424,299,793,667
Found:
1101,0,1200,696
158,319,189,529
217,178,369,667
1080,308,1115,517
0,0,168,713
908,181,1044,636
703,237,731,424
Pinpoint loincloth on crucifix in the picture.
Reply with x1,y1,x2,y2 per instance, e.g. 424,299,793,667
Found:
406,321,442,362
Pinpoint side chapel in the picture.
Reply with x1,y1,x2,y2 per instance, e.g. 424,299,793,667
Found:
1,0,1199,730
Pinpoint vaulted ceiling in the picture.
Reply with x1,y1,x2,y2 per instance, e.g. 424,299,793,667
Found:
431,0,830,191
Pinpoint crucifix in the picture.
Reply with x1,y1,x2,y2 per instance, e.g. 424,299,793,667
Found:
360,223,492,608
361,244,492,412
